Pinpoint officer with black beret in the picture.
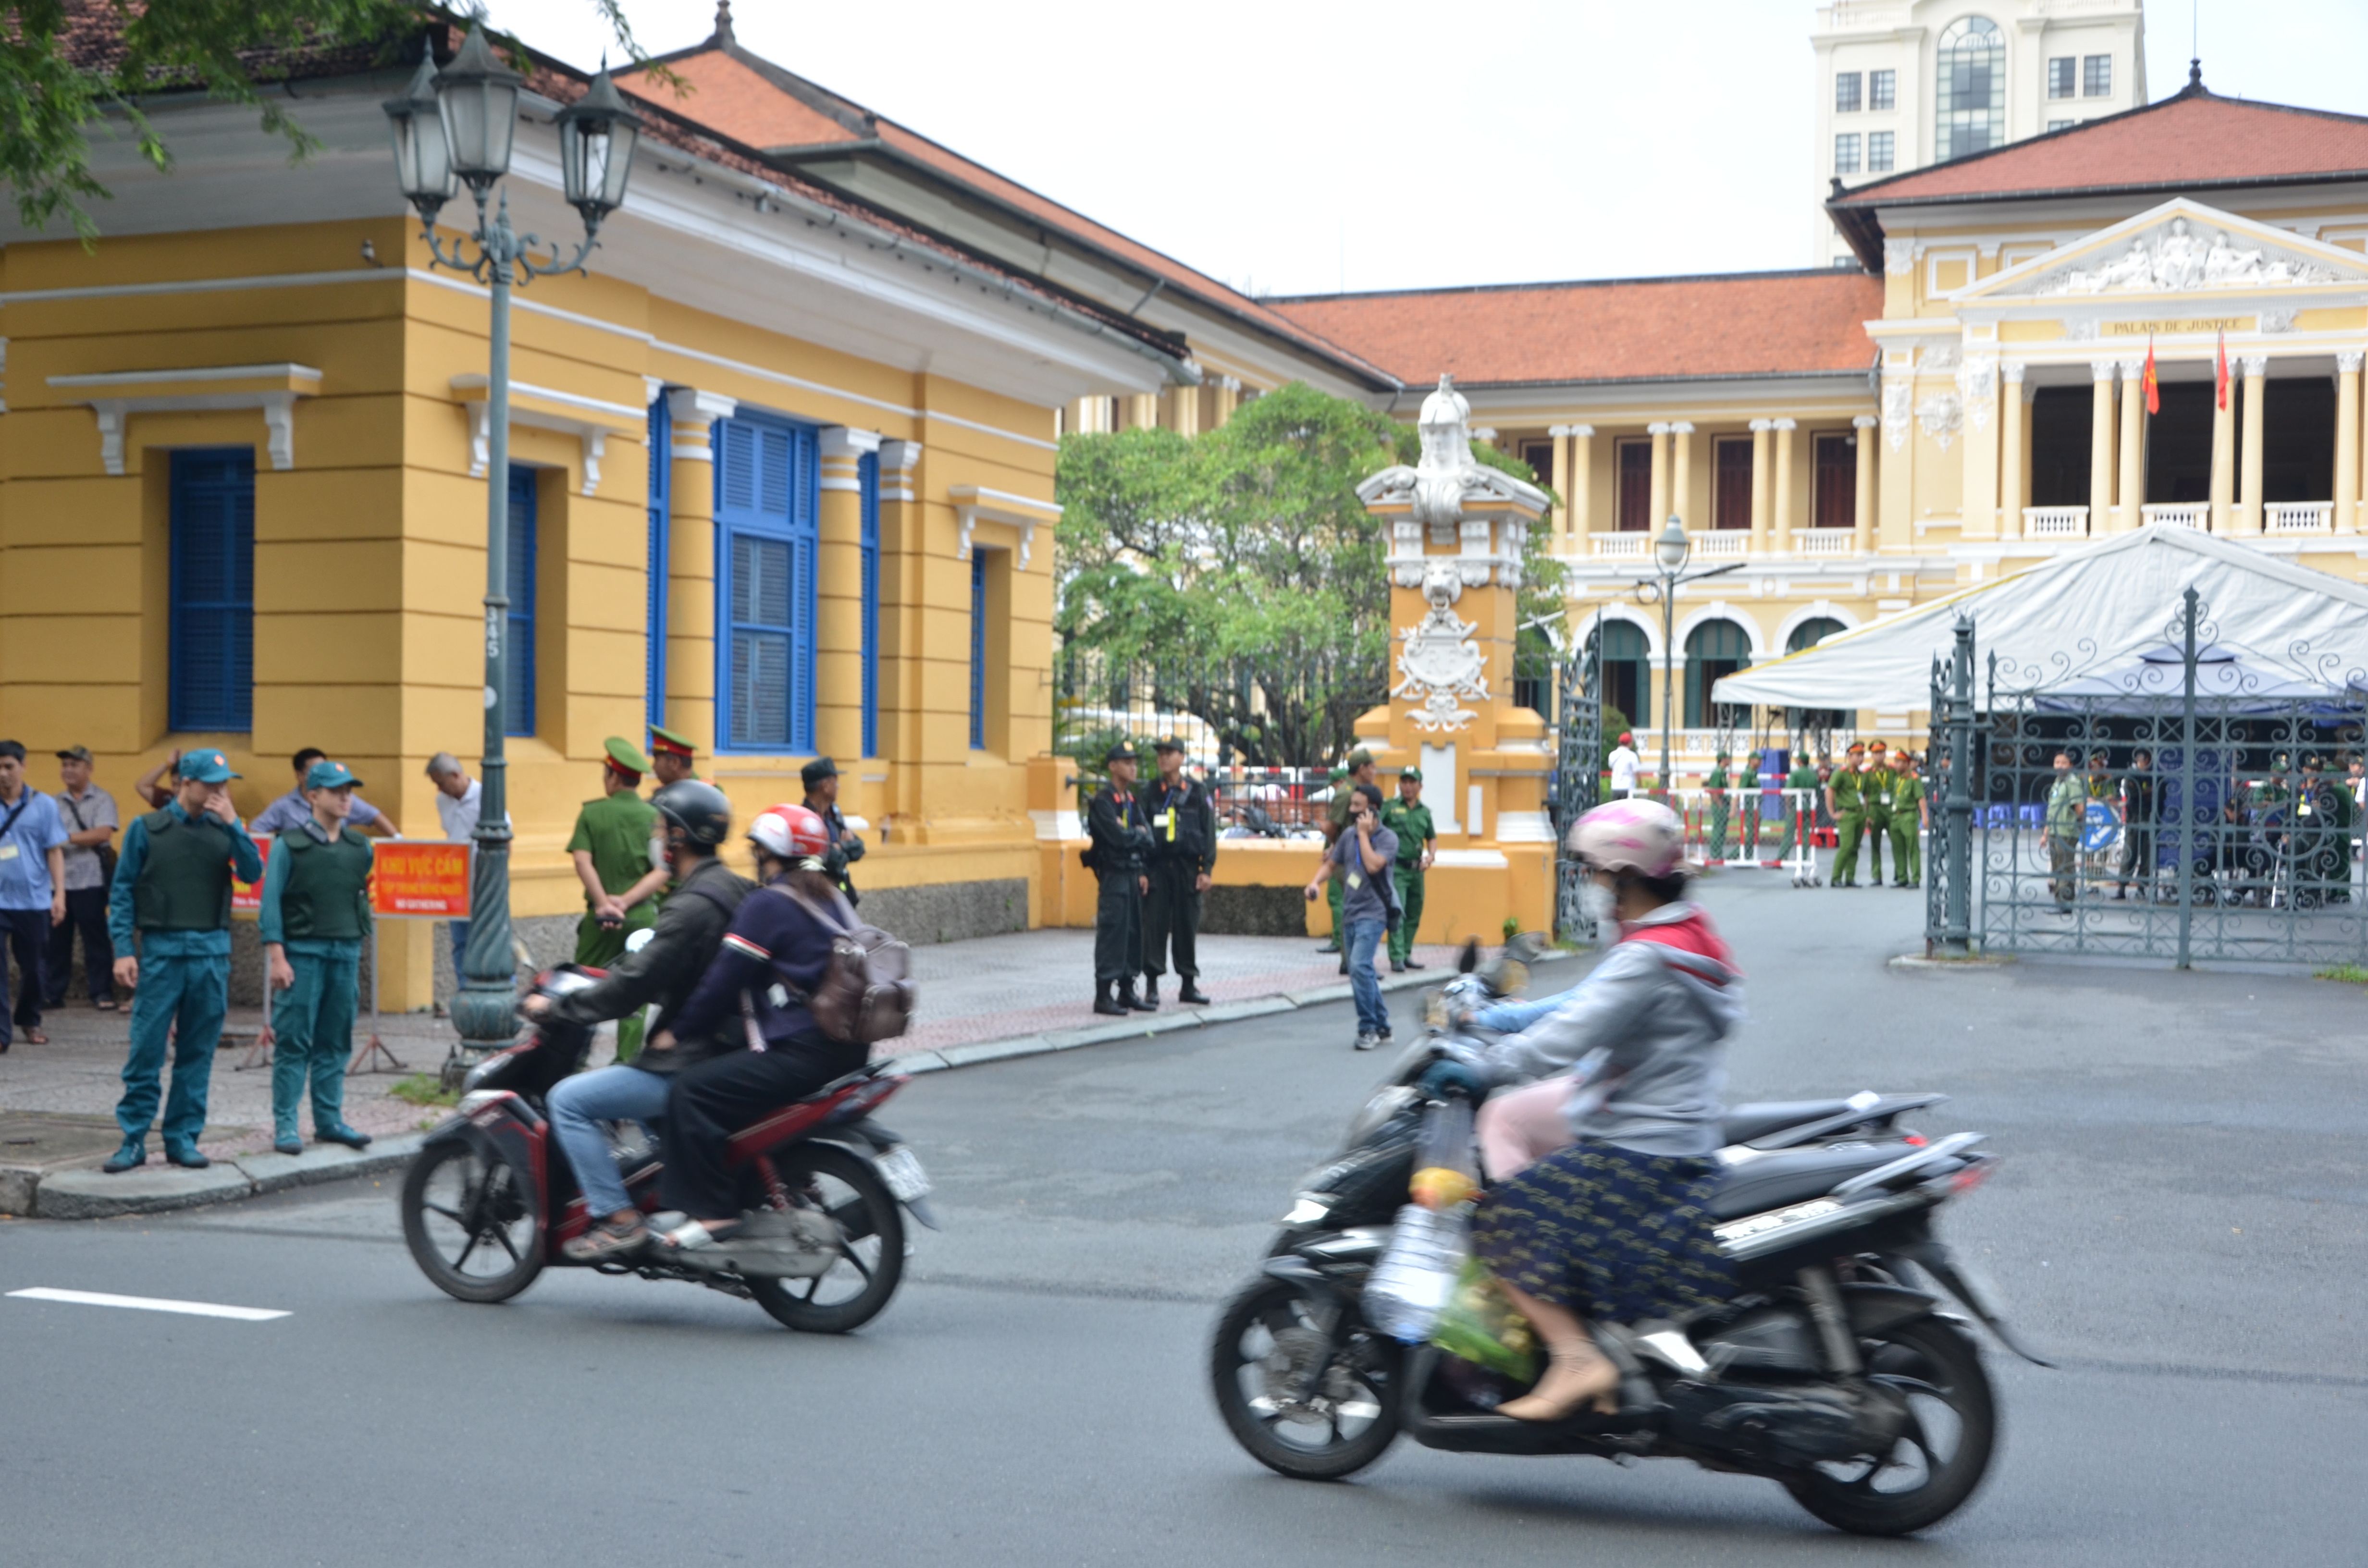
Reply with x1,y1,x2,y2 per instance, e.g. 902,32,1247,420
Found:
1087,742,1155,1015
1137,735,1216,1006
801,756,866,905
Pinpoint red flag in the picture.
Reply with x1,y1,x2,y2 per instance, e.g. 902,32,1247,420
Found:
2143,335,2160,416
2216,330,2230,411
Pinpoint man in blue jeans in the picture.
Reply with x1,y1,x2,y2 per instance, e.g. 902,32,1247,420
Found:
1306,781,1398,1051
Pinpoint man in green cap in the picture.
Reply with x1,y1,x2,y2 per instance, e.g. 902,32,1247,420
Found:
802,756,865,904
1861,740,1895,887
1137,736,1215,1006
649,724,700,785
1321,749,1379,968
1087,741,1154,1015
102,749,264,1172
1704,750,1733,860
259,759,376,1155
1380,765,1435,973
1889,747,1925,888
1779,747,1821,865
567,738,667,1057
1827,741,1868,887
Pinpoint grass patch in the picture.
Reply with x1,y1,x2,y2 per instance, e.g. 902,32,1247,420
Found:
2314,964,2368,985
390,1073,458,1109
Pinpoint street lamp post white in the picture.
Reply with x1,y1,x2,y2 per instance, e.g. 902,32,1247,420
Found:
384,30,643,1080
1637,514,1744,799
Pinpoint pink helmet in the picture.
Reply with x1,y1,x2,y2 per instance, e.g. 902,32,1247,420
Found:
1566,797,1685,878
749,802,830,860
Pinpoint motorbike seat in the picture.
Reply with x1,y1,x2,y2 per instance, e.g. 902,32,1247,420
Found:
1718,1100,1858,1146
1707,1141,1912,1221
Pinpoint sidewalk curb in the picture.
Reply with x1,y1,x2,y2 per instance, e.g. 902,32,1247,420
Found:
33,1133,427,1221
882,950,1584,1080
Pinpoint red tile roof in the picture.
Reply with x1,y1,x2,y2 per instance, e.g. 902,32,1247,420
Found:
1267,271,1882,389
1836,85,2368,208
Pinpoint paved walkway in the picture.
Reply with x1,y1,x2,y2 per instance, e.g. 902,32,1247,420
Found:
0,931,1475,1170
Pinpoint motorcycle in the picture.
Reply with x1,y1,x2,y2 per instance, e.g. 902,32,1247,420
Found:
400,960,936,1333
1209,938,2043,1537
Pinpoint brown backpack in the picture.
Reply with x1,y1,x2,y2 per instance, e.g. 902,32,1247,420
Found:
777,887,914,1046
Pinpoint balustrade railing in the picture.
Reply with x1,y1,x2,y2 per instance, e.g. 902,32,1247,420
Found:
1692,530,1751,558
2023,506,2088,538
2266,501,2333,534
2142,502,2209,529
1591,532,1649,559
1793,528,1856,556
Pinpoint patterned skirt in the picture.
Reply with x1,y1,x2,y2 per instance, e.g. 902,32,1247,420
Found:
1471,1139,1734,1323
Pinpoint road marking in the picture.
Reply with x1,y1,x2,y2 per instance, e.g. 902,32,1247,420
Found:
8,1287,290,1322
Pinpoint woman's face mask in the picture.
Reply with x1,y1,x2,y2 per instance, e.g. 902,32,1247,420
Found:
1579,879,1619,926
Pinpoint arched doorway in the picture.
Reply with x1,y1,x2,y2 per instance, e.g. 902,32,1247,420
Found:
1594,620,1651,730
1684,619,1754,728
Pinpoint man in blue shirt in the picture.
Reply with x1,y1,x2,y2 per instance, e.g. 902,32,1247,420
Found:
103,750,264,1173
250,747,396,839
0,739,69,1050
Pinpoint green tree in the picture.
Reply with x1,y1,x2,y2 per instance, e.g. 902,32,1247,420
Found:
0,1,657,242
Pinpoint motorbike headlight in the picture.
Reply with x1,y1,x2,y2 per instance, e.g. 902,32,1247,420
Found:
1281,1194,1332,1226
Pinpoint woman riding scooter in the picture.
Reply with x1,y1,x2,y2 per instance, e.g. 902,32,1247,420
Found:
1432,797,1744,1422
644,803,873,1256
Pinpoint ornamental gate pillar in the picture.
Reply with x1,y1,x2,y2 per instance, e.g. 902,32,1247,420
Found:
1357,376,1554,944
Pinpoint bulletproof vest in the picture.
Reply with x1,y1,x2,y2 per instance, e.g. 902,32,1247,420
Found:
133,809,238,932
276,829,374,941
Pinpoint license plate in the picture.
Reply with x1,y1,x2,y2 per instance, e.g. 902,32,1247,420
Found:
874,1146,932,1203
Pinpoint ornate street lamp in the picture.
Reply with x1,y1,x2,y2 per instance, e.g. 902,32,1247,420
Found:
1635,514,1743,800
386,29,643,1083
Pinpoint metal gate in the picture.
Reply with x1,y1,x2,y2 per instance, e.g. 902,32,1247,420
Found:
1927,589,2368,967
1554,631,1603,943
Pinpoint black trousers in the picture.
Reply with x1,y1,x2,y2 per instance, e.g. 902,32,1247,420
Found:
1141,861,1202,979
658,1032,871,1219
0,906,50,1034
1093,869,1143,983
2117,826,2154,888
45,885,114,1005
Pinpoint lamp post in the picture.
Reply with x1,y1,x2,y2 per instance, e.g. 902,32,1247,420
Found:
1637,514,1744,798
384,30,643,1083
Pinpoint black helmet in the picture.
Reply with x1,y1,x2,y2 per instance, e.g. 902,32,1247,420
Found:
653,780,732,848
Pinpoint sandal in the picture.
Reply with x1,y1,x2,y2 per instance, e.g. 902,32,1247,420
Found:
21,1029,44,1045
562,1216,650,1262
650,1216,741,1253
1498,1345,1622,1423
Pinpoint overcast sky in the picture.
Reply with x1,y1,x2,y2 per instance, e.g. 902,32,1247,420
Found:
481,0,2368,298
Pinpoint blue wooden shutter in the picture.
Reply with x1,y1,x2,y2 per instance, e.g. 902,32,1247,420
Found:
859,451,880,759
969,551,987,750
168,448,256,732
506,465,537,737
715,415,817,751
646,403,671,727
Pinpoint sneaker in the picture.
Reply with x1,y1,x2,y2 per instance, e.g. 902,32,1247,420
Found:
1353,1032,1381,1051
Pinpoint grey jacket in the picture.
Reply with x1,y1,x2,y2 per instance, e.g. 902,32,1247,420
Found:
1479,902,1744,1158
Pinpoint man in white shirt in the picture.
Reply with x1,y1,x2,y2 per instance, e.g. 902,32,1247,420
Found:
425,752,506,979
1607,732,1642,799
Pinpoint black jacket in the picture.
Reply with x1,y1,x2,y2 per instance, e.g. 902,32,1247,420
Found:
1086,783,1153,876
1135,774,1218,873
550,855,753,1074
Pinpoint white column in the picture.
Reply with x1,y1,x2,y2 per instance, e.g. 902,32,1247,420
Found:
2088,359,2117,536
2237,356,2268,535
1548,424,1572,537
1851,415,1877,551
2338,352,2362,534
1749,418,1774,554
2116,355,2146,531
1670,421,1696,529
1566,425,1594,539
1773,418,1798,551
1998,364,2025,539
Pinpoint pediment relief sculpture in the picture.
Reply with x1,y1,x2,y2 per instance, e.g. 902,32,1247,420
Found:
2019,216,2348,298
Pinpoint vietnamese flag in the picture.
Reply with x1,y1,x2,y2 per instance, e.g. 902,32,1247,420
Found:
2216,330,2230,411
2142,335,2160,416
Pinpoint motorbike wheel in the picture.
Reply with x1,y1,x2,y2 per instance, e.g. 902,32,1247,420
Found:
1785,1315,1996,1536
401,1139,543,1303
1209,1275,1401,1481
747,1144,905,1334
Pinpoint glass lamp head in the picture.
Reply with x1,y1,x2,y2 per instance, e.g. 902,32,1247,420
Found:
1653,515,1690,571
436,26,525,188
555,67,644,224
383,55,456,220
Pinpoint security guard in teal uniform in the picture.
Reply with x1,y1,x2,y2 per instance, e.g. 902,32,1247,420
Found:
259,759,376,1156
103,749,264,1172
1137,735,1216,1006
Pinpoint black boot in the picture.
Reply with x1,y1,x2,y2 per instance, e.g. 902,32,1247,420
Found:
1137,977,1161,1010
1093,980,1126,1017
1178,978,1211,1005
1122,978,1157,1013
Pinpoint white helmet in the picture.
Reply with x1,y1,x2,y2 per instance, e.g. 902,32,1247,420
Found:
1566,797,1686,878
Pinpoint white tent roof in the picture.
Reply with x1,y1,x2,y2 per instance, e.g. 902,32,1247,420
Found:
1712,527,2368,711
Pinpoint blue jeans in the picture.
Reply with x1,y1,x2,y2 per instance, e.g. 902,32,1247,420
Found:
446,919,469,977
1345,918,1387,1036
546,1064,670,1218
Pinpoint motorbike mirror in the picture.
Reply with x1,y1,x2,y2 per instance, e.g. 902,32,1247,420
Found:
1457,937,1481,974
624,928,656,954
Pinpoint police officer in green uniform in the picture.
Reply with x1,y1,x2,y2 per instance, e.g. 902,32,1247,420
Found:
1323,749,1379,970
259,759,376,1156
1828,741,1869,887
1889,749,1925,887
1137,736,1215,1007
1087,742,1154,1015
1780,747,1822,862
102,749,264,1173
1704,750,1733,860
1739,748,1764,859
649,724,701,785
1381,765,1435,973
567,738,667,1057
802,756,866,905
1862,741,1895,886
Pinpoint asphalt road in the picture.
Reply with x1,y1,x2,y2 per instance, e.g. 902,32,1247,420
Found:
3,874,2364,1566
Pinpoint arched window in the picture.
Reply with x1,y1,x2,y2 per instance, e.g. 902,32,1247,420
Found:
1788,616,1848,654
1684,619,1754,728
1593,620,1652,730
1936,17,2004,161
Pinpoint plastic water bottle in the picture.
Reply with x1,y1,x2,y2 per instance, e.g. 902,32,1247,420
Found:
1364,1203,1469,1344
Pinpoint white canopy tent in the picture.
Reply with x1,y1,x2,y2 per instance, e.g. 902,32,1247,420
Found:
1711,527,2368,712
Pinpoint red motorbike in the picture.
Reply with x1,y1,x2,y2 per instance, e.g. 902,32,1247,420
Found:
400,964,935,1333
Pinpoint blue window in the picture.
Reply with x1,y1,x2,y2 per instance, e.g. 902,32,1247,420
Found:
646,403,672,727
168,448,255,732
860,451,880,759
504,465,538,737
969,551,987,751
715,414,817,751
